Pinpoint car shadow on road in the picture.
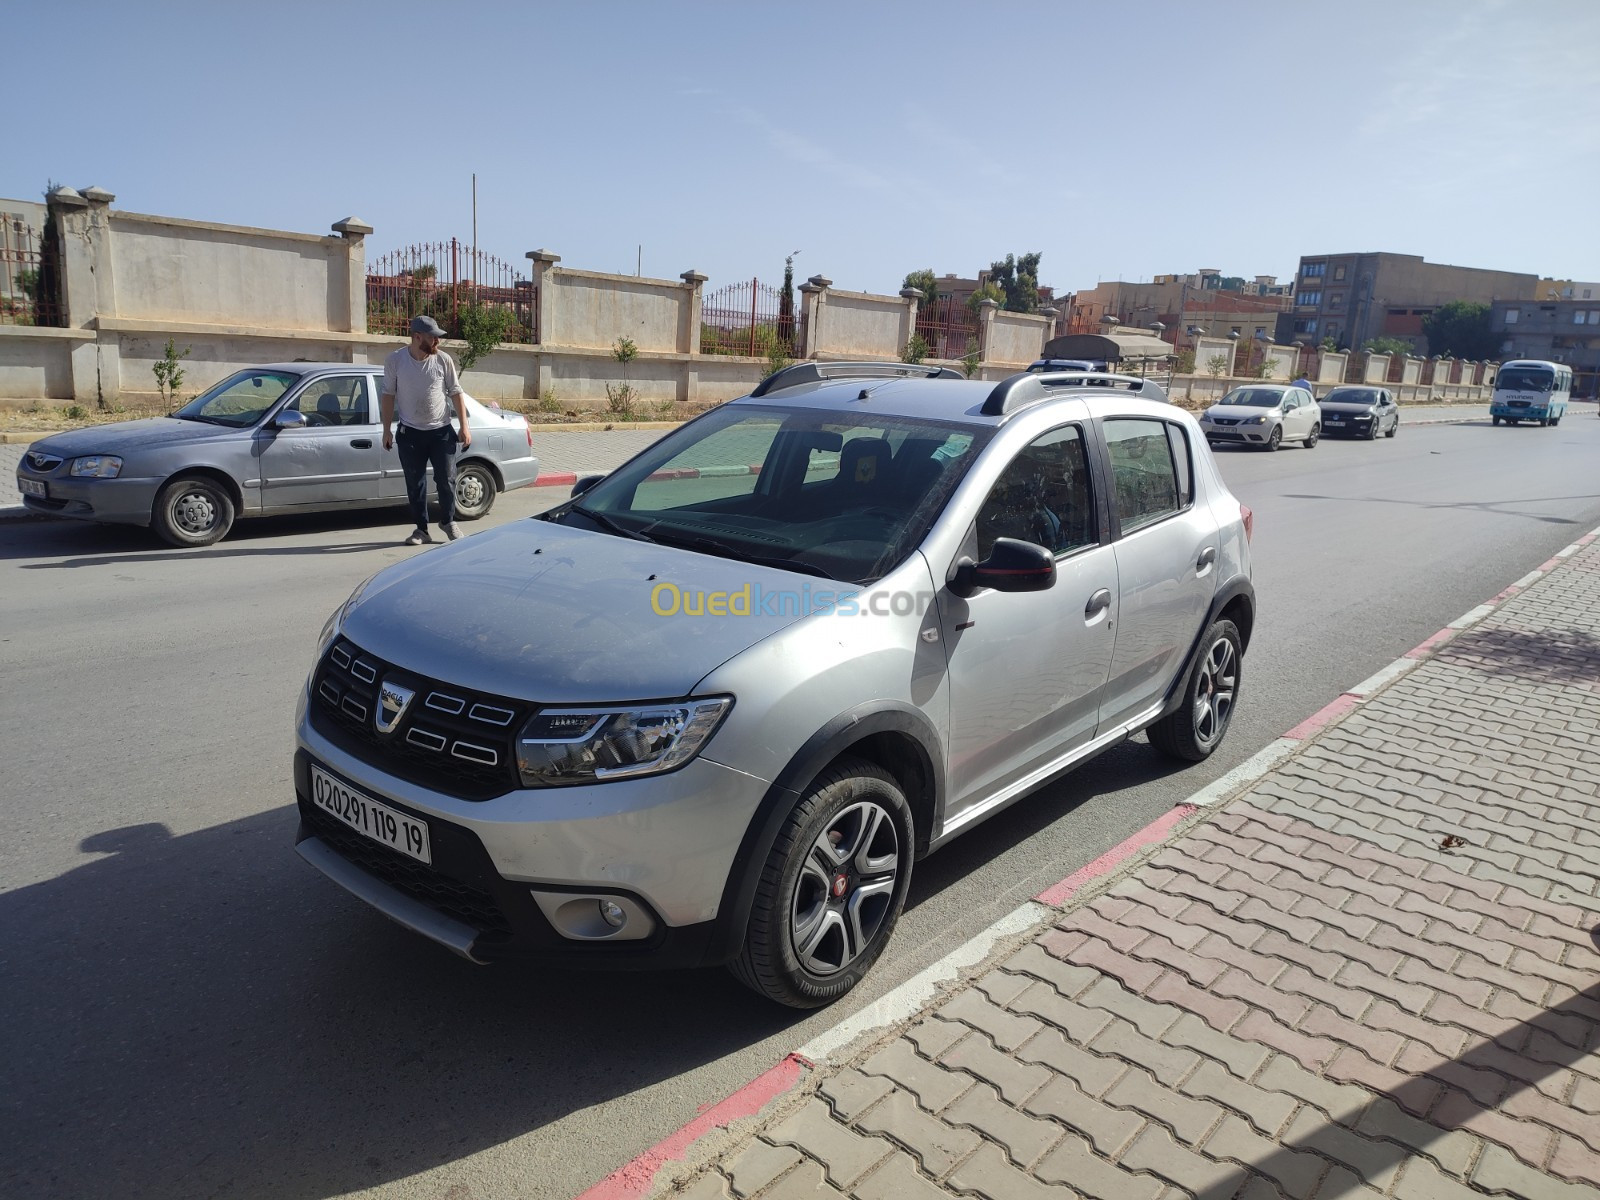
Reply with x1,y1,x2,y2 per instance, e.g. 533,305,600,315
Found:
0,811,807,1199
0,735,1197,1199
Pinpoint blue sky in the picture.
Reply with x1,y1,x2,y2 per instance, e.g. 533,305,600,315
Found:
11,0,1600,296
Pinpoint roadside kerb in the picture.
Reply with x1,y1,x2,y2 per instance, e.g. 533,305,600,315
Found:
583,523,1600,1199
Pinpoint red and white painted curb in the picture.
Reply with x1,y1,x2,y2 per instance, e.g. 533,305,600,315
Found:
576,524,1600,1200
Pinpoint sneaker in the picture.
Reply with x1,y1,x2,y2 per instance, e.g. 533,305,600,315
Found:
404,528,432,546
441,522,463,542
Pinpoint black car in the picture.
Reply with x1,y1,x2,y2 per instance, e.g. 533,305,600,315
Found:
1318,386,1399,439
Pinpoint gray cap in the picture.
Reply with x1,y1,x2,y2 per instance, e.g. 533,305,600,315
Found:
409,315,447,338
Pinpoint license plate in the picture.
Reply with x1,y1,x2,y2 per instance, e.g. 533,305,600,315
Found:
18,478,46,497
310,763,432,864
1326,418,1343,424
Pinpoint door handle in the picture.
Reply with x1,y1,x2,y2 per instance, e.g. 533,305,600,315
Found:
1085,589,1112,618
351,438,373,449
1197,546,1217,570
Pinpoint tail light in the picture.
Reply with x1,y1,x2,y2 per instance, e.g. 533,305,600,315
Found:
525,420,533,449
1240,503,1254,544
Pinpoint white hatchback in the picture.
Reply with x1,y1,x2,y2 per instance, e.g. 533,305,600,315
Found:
1199,385,1320,451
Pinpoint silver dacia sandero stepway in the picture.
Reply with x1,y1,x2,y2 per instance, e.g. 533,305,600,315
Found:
295,362,1256,1007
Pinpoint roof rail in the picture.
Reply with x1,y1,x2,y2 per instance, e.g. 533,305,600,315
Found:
749,361,964,397
981,371,1167,417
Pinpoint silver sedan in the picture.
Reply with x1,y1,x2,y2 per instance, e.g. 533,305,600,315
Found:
14,362,540,545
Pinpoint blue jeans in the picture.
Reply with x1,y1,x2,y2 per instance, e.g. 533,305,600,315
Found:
397,424,457,529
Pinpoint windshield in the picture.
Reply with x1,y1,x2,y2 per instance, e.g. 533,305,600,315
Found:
172,370,298,426
545,404,992,584
1325,388,1379,405
1496,367,1554,393
1217,388,1285,408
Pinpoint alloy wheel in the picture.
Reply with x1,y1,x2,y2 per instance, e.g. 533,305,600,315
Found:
790,801,900,976
1193,635,1238,746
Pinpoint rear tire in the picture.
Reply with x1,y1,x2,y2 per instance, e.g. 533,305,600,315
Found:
152,475,235,547
729,757,913,1008
1304,424,1320,448
453,461,498,520
1148,619,1242,763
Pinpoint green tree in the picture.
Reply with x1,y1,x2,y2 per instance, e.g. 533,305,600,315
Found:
901,268,938,300
152,338,191,405
901,333,929,364
456,301,518,371
966,281,1004,313
1422,301,1497,360
1361,336,1413,357
606,336,638,416
986,252,1042,313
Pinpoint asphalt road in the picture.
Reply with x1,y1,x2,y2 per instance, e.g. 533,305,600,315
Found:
4,408,1600,1199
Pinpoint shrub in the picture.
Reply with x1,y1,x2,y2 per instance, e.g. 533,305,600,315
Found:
901,333,929,365
152,338,191,405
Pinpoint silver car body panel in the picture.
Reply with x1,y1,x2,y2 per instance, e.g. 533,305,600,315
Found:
15,363,539,526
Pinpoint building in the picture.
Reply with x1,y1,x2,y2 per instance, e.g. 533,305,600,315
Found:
1489,298,1600,398
1537,279,1600,303
1061,271,1291,349
1288,252,1538,353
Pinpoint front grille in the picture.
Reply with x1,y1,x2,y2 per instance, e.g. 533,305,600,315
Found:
25,451,62,471
311,638,528,800
302,803,510,937
1211,417,1240,426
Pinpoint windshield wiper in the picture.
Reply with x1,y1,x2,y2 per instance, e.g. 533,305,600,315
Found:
570,503,655,542
649,529,836,579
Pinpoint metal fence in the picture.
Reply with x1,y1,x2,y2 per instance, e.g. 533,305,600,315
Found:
914,296,979,361
1,215,60,327
700,278,795,356
366,240,536,343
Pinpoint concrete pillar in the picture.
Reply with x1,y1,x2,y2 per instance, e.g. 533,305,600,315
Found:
799,275,830,358
50,185,122,406
977,298,998,363
332,217,372,340
525,250,561,396
1038,306,1058,356
898,287,923,358
680,270,707,402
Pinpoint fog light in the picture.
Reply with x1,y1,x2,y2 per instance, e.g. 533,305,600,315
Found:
599,899,627,929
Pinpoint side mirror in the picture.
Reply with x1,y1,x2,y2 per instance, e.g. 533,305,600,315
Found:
272,410,307,430
571,474,604,498
948,538,1056,598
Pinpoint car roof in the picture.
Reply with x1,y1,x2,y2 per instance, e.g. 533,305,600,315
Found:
731,376,1179,428
253,362,377,377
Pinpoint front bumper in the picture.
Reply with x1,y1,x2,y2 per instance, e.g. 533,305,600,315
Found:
1320,414,1378,434
293,711,770,967
1200,423,1273,443
15,471,161,524
1491,405,1545,419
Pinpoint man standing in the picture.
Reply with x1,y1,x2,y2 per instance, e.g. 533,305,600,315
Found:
382,315,472,545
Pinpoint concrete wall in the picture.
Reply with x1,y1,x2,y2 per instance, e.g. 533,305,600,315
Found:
809,289,911,359
1263,345,1298,380
107,212,360,332
541,266,690,355
1193,335,1236,377
1318,351,1348,382
986,308,1051,367
1363,353,1391,383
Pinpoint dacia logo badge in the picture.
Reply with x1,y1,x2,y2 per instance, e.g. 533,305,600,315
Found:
375,680,415,735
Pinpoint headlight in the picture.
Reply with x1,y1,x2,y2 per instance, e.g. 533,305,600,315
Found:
312,573,378,672
70,455,123,478
517,698,733,787
1248,415,1269,425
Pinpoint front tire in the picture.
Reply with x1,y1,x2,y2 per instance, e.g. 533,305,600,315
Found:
1492,416,1501,426
730,757,913,1008
1385,417,1397,438
1148,619,1242,762
453,461,498,520
152,475,235,547
1262,426,1282,452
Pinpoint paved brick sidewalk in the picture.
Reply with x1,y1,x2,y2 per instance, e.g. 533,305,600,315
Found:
664,539,1600,1200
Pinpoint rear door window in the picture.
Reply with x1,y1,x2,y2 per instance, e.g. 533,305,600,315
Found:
1104,419,1181,533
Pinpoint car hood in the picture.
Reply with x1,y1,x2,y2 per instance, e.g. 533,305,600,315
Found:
1319,401,1379,414
340,519,821,703
30,418,243,457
